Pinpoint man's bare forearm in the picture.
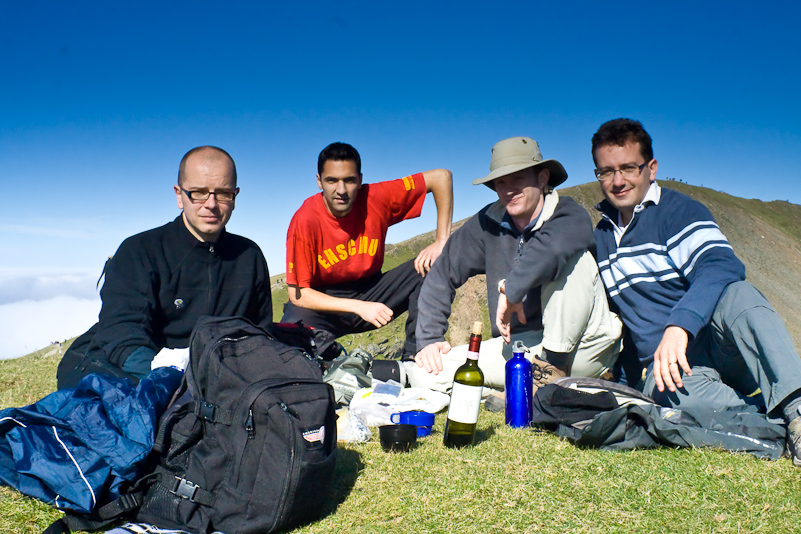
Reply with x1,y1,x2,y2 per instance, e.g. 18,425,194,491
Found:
422,168,453,243
287,285,361,314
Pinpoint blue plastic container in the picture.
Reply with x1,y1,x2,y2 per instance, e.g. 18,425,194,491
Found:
505,341,533,428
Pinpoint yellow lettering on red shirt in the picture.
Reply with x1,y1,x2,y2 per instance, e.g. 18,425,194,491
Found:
324,248,339,265
315,234,383,271
358,236,368,254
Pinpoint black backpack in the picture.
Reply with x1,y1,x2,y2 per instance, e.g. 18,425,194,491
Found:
132,316,338,534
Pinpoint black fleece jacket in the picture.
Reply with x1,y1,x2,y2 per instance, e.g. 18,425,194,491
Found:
68,216,272,370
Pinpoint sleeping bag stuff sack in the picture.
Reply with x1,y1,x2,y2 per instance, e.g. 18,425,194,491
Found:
135,316,338,534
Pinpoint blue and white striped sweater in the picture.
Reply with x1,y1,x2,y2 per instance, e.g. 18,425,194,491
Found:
594,185,745,367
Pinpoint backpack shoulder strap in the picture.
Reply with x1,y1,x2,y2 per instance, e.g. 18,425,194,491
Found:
42,489,146,534
41,473,157,534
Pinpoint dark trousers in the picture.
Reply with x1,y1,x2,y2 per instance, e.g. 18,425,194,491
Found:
281,259,424,358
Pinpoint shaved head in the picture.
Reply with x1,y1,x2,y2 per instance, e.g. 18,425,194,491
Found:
178,146,237,187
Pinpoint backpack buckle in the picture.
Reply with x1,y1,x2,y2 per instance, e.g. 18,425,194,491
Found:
117,492,141,511
172,477,199,501
199,401,216,421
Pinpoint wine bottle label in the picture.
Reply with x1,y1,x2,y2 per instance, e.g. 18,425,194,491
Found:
447,382,482,424
466,350,479,361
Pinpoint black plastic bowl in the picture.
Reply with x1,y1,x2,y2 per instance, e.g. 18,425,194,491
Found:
379,424,417,452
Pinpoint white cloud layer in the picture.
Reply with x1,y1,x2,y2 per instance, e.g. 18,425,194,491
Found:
0,270,102,305
0,296,101,360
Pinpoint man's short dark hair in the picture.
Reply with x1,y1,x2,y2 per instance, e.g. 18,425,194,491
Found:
318,142,361,175
178,146,237,186
591,118,654,165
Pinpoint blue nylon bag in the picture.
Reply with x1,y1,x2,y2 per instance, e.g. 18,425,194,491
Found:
0,367,181,514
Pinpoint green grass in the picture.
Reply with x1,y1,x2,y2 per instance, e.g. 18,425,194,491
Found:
2,349,801,533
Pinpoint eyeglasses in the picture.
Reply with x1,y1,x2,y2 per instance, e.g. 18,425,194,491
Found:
594,162,649,182
181,188,238,203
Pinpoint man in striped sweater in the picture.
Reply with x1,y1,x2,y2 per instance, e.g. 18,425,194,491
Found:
591,118,801,465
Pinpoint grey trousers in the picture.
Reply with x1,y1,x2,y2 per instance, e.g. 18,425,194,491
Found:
644,281,801,416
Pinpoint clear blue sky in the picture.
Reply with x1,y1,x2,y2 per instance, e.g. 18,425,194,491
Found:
2,1,799,358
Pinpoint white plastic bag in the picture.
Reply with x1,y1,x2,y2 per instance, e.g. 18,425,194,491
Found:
336,407,372,443
349,383,450,427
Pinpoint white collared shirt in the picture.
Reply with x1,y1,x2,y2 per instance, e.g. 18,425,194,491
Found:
614,181,661,245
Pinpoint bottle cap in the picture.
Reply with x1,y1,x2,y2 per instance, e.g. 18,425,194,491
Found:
471,321,483,335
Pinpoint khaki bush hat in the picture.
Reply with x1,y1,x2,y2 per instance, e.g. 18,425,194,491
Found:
473,136,568,188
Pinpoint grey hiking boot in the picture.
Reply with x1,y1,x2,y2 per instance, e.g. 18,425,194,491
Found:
532,354,567,393
787,417,801,467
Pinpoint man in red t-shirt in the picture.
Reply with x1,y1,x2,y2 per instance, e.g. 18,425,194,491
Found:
282,142,453,359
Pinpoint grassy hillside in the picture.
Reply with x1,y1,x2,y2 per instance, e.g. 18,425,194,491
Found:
4,181,801,533
2,344,801,534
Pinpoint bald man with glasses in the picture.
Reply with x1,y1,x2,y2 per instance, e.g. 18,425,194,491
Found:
57,146,273,388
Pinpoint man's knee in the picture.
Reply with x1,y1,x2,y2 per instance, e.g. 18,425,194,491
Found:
56,348,136,389
541,251,603,352
716,281,771,317
281,301,306,324
645,366,747,411
389,259,425,290
282,300,321,324
570,339,621,378
542,252,597,312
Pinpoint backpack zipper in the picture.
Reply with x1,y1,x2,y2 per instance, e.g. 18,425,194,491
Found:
271,405,299,532
240,389,309,439
279,401,299,418
245,409,255,439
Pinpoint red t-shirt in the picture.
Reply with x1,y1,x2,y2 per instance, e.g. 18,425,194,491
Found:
286,174,426,288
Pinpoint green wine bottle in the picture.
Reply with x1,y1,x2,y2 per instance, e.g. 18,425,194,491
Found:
443,321,484,448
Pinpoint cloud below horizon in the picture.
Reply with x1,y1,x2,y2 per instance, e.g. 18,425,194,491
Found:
0,296,101,360
0,270,102,305
0,271,102,359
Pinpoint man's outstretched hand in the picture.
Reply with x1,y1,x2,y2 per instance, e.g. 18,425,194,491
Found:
414,341,452,375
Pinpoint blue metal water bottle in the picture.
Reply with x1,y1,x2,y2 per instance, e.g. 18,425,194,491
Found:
505,341,533,428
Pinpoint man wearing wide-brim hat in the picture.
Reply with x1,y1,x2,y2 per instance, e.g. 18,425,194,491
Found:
407,136,623,398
